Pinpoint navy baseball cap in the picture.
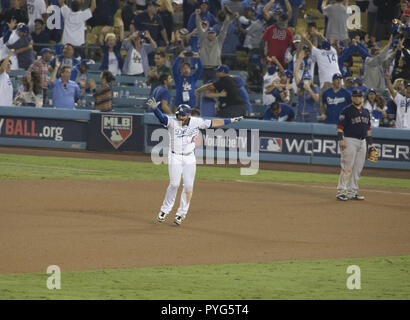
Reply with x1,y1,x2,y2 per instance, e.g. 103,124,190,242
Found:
207,26,216,34
215,64,230,74
17,24,29,33
302,74,313,80
199,0,208,4
351,89,363,97
405,82,410,88
40,48,54,55
332,73,343,80
321,40,331,50
176,104,192,116
367,88,377,95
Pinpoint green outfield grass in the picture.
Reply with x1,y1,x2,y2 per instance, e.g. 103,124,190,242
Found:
1,153,410,189
0,256,409,300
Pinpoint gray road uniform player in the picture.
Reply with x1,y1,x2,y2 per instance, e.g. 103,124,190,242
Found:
336,89,375,201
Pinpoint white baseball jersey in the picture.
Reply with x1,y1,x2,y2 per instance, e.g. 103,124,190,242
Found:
27,0,47,32
394,93,410,129
165,116,212,154
311,46,341,88
263,72,277,106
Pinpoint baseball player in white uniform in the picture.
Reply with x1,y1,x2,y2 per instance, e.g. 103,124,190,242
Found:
147,97,243,225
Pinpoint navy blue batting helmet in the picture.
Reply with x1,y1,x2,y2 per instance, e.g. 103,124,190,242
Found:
176,104,192,116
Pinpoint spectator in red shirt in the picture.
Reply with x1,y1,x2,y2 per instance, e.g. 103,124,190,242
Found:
261,13,293,66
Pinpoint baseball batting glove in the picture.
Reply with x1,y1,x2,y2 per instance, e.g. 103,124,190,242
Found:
231,116,244,123
147,97,161,110
367,146,379,163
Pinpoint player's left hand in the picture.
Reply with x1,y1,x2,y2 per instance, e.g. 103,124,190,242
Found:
147,97,160,110
231,116,243,123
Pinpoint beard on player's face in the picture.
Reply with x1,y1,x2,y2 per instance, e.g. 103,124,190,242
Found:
352,97,363,106
177,114,190,124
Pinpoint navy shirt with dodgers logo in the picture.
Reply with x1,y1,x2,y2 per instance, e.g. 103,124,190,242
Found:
337,105,371,139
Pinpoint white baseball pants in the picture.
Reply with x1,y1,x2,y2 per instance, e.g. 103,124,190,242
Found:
337,137,366,197
160,152,196,217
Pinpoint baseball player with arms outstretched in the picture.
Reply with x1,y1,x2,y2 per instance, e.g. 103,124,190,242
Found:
336,89,375,201
148,97,243,225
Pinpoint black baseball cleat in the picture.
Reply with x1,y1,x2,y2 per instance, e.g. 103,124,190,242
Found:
348,194,365,200
336,194,349,201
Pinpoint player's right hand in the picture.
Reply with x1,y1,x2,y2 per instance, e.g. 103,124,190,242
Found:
147,97,161,110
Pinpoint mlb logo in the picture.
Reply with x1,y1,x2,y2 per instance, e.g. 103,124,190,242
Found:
101,115,133,149
260,137,283,152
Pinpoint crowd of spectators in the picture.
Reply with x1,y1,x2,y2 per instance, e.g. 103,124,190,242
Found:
0,0,409,128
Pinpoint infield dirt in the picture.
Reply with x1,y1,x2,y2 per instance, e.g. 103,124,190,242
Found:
1,177,410,274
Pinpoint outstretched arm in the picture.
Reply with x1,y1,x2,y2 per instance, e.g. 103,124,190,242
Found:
210,117,243,128
147,97,169,125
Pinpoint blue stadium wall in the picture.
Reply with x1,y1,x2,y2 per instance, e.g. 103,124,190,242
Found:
1,107,409,170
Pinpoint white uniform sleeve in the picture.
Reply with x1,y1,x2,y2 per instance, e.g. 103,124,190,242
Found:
198,118,212,130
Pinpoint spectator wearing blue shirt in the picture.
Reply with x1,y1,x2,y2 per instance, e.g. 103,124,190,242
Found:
321,73,352,124
187,0,217,52
151,73,173,114
172,51,203,107
48,60,83,110
264,101,295,121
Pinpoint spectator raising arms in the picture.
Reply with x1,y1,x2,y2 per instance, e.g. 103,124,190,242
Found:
60,0,96,58
300,29,341,90
196,8,230,82
122,30,157,76
99,26,124,76
294,50,319,123
363,35,392,95
48,58,84,109
172,50,203,107
385,70,410,129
